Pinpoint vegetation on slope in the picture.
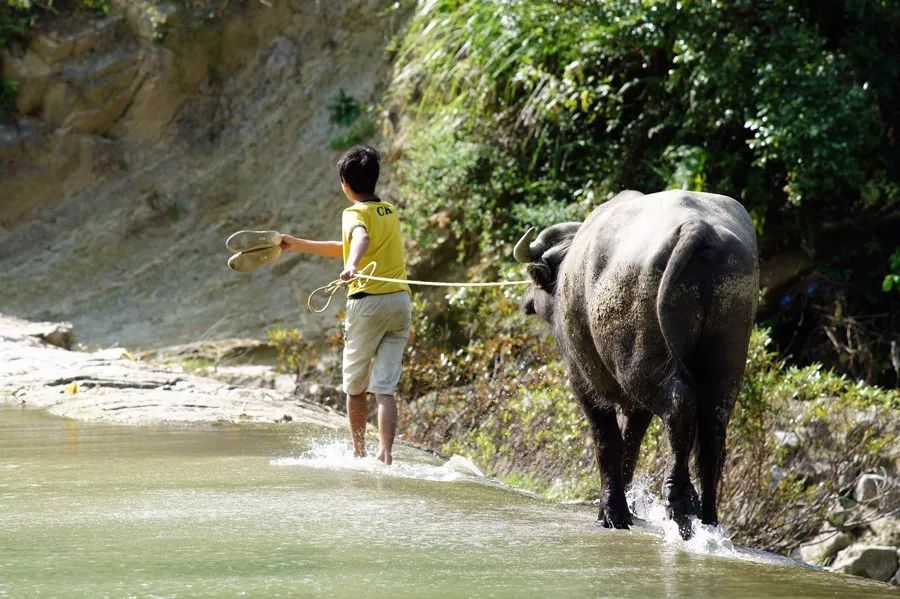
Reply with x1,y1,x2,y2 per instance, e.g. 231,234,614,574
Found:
390,0,900,385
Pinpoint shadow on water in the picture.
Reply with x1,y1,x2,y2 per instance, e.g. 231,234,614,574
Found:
0,406,894,598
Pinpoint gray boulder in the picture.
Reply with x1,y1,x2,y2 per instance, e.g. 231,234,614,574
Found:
831,545,899,582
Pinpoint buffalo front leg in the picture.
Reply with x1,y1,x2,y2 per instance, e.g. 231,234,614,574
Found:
583,403,631,529
662,377,700,539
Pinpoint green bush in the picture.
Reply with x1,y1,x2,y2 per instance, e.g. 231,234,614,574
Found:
394,0,898,242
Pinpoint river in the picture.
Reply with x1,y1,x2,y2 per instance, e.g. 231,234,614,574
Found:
0,407,893,598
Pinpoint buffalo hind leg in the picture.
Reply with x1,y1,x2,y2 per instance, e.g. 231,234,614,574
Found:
696,388,733,526
583,403,631,529
663,376,700,539
621,409,653,490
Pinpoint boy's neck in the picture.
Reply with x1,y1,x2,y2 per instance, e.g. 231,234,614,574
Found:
350,192,381,203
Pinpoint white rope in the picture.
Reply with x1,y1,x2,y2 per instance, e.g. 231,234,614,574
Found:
306,262,531,313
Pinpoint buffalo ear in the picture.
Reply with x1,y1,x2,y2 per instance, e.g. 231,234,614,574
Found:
527,262,554,290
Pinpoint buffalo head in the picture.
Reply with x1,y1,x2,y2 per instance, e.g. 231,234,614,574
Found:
513,222,581,323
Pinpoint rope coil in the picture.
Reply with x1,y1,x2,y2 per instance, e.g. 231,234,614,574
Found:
306,262,531,313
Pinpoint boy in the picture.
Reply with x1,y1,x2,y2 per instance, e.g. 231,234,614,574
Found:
279,145,411,465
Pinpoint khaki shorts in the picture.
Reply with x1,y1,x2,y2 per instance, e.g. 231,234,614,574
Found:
342,291,412,396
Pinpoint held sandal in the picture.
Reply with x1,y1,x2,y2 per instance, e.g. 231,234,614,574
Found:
225,230,283,253
227,245,282,273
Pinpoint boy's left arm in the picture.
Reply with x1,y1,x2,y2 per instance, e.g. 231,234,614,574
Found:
340,227,370,281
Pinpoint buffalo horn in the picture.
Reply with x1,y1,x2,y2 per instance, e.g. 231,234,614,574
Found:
513,227,537,263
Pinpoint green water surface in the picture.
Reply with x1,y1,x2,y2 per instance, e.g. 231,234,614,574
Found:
0,407,894,598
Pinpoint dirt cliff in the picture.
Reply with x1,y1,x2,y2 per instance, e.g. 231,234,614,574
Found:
1,0,409,348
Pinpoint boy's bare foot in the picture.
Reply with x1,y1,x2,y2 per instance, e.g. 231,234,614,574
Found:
377,448,392,465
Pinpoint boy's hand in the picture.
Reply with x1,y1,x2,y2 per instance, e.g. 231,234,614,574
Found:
340,266,357,281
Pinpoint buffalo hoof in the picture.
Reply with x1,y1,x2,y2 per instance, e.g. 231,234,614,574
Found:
673,514,694,540
664,480,700,518
663,479,700,540
598,505,632,529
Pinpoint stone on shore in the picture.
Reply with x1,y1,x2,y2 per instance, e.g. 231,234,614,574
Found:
830,545,899,582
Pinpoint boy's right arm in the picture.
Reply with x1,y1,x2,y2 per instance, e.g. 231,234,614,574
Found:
280,235,342,258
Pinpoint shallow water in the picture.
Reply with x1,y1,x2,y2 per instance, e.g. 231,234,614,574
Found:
0,407,893,598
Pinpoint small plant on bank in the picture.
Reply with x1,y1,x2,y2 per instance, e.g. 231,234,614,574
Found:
327,89,360,127
326,90,377,151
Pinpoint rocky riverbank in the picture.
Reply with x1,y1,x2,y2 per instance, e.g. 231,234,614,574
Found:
0,314,343,428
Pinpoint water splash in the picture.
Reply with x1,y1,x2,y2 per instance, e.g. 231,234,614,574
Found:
270,441,486,483
626,479,736,557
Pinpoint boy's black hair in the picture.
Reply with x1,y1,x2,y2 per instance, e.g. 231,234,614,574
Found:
338,145,380,195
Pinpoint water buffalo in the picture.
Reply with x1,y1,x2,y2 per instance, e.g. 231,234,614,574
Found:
514,190,759,538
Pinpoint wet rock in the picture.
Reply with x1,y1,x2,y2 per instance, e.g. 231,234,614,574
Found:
831,545,899,582
759,250,814,301
799,530,853,566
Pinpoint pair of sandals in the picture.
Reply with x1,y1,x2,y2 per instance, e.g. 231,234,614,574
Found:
226,230,283,272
